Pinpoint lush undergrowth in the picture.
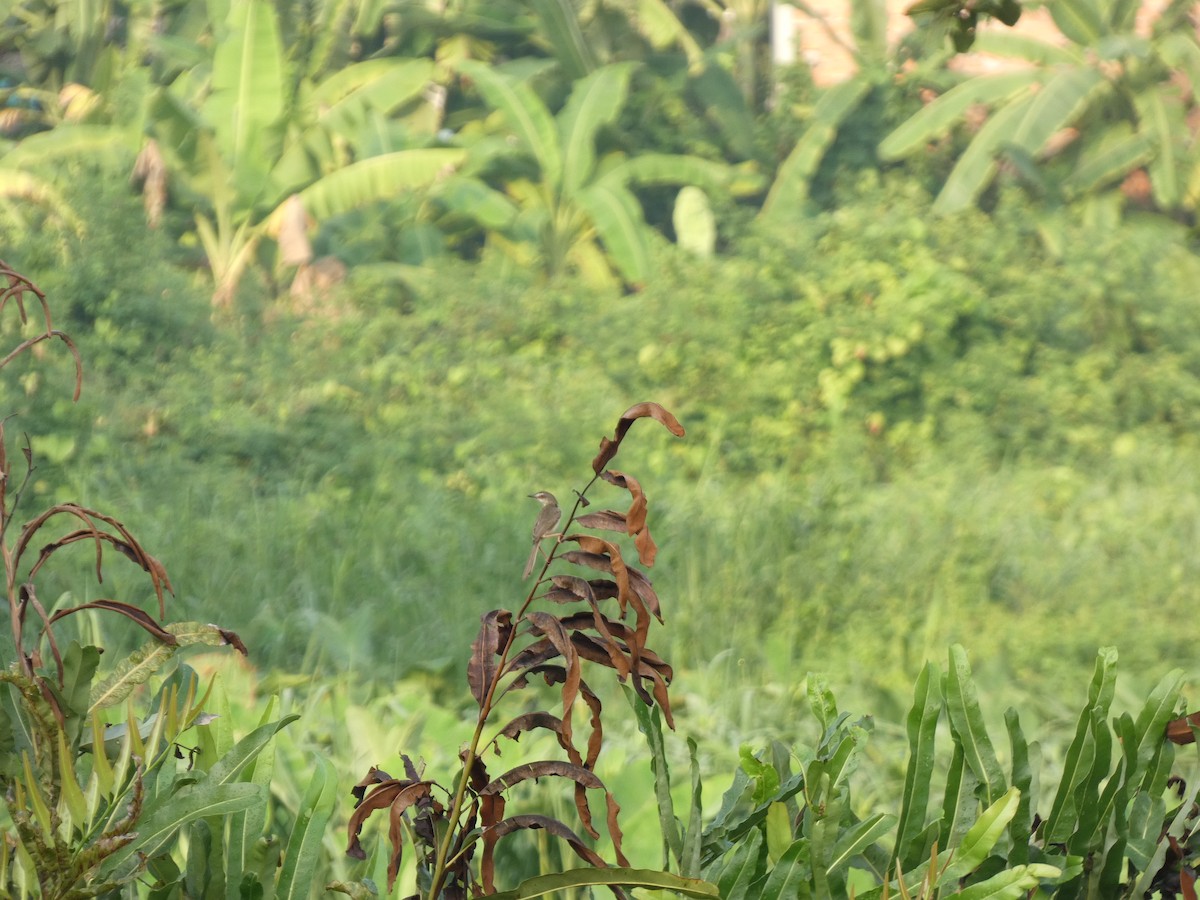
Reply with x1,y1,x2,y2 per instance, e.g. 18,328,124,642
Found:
2,169,1198,711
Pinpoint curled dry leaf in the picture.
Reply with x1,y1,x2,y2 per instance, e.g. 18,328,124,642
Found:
527,611,580,750
469,609,513,707
592,401,685,474
48,599,177,645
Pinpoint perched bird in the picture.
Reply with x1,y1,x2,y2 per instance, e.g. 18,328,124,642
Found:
523,491,561,579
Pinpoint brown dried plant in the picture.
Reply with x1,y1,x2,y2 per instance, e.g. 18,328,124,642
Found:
344,402,694,899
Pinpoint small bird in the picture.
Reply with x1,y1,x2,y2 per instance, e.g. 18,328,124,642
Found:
523,491,561,579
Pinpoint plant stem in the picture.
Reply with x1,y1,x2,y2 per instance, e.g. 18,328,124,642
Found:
425,474,599,898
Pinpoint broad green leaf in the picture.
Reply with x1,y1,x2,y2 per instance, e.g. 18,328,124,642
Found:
204,715,298,787
945,645,1006,807
688,64,755,160
104,782,263,877
529,0,596,79
807,674,838,732
933,94,1034,213
89,642,178,711
459,59,562,190
711,828,766,900
758,837,812,898
971,31,1084,65
1043,648,1116,843
1129,668,1184,778
1064,129,1154,194
206,0,284,177
894,662,941,869
0,123,133,169
938,787,1021,884
309,58,435,115
436,176,520,230
558,63,637,197
1009,66,1107,155
954,863,1064,899
1137,86,1181,209
827,813,896,876
760,77,872,218
878,71,1040,160
574,181,651,285
289,148,466,222
634,0,705,68
940,742,982,851
1049,0,1106,46
491,867,719,899
599,153,748,194
276,755,338,899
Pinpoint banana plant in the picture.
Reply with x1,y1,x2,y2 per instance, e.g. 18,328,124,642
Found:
143,0,467,308
759,0,894,222
879,0,1200,216
441,59,760,287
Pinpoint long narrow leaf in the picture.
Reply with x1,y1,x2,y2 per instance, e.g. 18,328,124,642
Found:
894,662,941,868
945,645,1006,807
761,77,871,219
458,59,562,190
276,755,338,899
558,63,636,197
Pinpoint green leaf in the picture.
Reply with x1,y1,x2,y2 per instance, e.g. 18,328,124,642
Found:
204,716,299,787
1064,127,1154,194
309,57,435,117
970,31,1084,64
1049,0,1106,46
682,736,704,877
760,77,872,218
1043,648,1116,844
529,0,596,79
633,0,705,68
1009,66,1107,155
944,645,1006,807
1137,86,1182,209
436,176,520,230
103,782,264,878
491,867,719,899
709,828,766,900
0,124,134,170
940,742,982,851
688,64,755,160
827,813,896,876
289,148,467,222
894,662,942,869
458,59,562,191
1004,708,1033,865
558,63,637,197
954,863,1064,899
89,642,179,712
933,93,1035,213
758,837,812,898
574,181,651,285
276,755,338,899
206,0,285,178
939,787,1022,884
878,71,1040,160
627,686,680,869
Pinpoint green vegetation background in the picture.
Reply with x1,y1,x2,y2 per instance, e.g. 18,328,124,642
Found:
4,163,1198,704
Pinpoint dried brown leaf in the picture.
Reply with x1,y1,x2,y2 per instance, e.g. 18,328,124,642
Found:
488,814,608,869
480,760,604,795
1167,710,1200,745
592,402,685,474
346,779,432,876
48,599,176,645
575,510,628,532
527,612,580,750
495,712,564,745
469,609,512,707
